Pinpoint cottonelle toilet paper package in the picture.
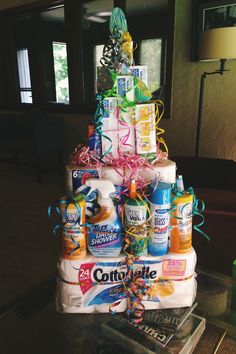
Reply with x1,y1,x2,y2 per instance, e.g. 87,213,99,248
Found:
57,249,197,313
57,255,128,313
133,249,197,310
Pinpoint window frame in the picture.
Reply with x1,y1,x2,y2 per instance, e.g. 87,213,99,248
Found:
0,0,174,118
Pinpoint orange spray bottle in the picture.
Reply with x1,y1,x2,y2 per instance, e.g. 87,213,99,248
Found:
170,176,193,254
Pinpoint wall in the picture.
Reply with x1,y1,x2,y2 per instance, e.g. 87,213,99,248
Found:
0,0,38,11
162,0,236,160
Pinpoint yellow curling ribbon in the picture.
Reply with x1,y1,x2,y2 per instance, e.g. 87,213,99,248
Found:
154,100,168,154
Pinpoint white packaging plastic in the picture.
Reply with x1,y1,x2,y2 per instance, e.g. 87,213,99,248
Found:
100,166,124,186
57,255,127,313
135,103,156,155
57,248,197,313
124,159,176,185
134,248,197,309
101,97,119,158
118,106,135,154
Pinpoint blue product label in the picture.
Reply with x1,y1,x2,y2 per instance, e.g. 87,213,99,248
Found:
149,207,169,255
131,68,139,78
72,169,99,192
117,78,126,97
102,99,110,118
89,131,101,156
88,223,122,250
88,284,123,306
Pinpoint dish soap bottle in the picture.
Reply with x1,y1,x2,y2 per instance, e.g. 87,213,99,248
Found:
124,179,148,256
85,178,122,257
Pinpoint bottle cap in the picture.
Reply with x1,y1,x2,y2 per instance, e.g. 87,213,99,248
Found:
129,179,137,199
149,181,171,206
176,175,184,192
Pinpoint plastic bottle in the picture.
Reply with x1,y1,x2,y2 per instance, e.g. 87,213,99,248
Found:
85,178,122,257
124,179,148,256
148,181,171,256
60,194,87,260
170,176,193,253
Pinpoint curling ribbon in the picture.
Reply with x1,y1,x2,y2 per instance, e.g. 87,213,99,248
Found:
48,196,85,256
154,100,169,155
171,186,210,241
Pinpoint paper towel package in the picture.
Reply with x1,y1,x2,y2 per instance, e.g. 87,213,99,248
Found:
57,249,197,313
65,165,101,194
124,159,176,185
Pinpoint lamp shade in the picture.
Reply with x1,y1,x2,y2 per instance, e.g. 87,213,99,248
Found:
199,27,236,61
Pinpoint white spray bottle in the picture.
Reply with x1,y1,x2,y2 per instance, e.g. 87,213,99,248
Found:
85,178,123,257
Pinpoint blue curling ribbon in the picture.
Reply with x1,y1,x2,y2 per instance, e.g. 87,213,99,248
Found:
171,186,210,241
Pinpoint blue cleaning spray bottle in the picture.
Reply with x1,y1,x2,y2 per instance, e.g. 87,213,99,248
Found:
148,181,171,256
85,178,123,257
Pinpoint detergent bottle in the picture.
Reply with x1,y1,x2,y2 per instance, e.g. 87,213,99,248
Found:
124,179,148,256
85,178,122,257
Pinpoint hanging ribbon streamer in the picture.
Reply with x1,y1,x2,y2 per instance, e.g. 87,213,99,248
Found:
154,99,169,155
48,196,86,257
171,186,210,241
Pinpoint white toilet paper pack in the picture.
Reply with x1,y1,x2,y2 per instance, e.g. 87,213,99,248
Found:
57,255,127,313
57,249,197,313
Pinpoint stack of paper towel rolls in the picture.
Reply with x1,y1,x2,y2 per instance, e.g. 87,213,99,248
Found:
65,159,176,193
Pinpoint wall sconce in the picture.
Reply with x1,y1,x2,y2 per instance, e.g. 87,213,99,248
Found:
195,27,236,157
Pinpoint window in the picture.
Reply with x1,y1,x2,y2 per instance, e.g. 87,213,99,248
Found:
140,38,162,93
52,41,69,104
94,44,104,94
16,48,32,103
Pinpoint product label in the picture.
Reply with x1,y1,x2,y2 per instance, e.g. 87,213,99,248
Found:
162,259,186,277
72,169,99,192
150,206,169,250
176,202,192,234
125,204,147,226
103,97,117,118
76,260,163,307
62,231,86,260
117,77,133,98
88,224,122,251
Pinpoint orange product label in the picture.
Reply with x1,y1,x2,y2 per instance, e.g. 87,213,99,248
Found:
139,122,151,136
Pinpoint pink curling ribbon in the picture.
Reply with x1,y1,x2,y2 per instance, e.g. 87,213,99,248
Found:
68,145,101,168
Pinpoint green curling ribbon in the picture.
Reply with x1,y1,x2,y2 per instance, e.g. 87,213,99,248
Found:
109,7,128,36
171,186,210,241
94,93,113,159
